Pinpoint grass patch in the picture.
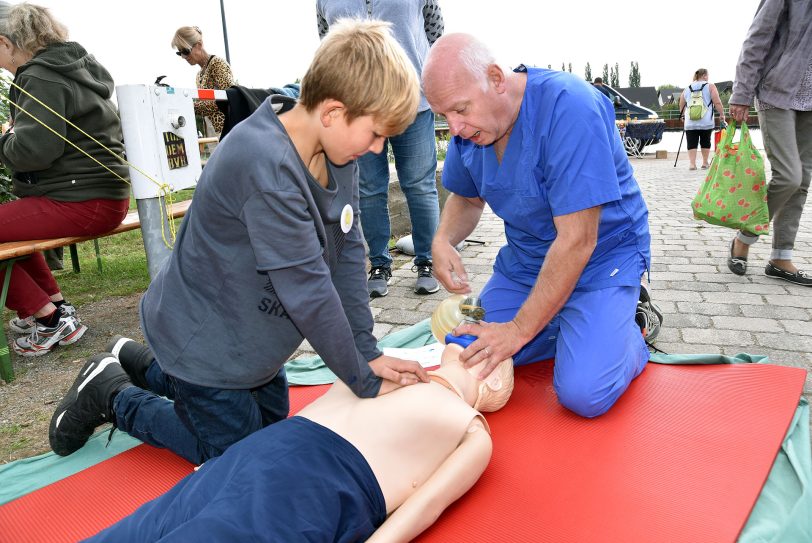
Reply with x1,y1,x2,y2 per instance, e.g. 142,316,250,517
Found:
0,424,29,456
53,189,196,307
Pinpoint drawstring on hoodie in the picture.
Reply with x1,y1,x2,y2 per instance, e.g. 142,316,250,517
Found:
0,73,180,248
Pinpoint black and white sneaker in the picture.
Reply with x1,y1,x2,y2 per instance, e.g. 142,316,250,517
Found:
636,284,663,342
764,262,812,287
368,266,392,298
49,354,132,456
105,335,155,389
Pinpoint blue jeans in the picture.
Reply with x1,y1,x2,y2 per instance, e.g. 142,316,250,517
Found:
113,360,289,464
357,109,440,268
481,270,649,418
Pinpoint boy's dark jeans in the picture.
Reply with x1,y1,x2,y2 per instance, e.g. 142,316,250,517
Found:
113,360,289,464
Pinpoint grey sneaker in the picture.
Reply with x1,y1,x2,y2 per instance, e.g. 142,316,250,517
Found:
368,266,392,298
8,314,35,334
49,354,132,456
413,263,440,295
13,312,87,357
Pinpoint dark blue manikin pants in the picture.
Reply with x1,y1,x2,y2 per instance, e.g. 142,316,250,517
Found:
86,417,386,542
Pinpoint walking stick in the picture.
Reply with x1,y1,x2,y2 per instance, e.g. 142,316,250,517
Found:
673,103,687,168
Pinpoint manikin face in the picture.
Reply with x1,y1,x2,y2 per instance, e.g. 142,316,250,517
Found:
439,344,514,412
425,65,506,147
323,110,388,166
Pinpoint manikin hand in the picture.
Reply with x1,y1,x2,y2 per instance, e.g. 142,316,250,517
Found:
729,104,750,123
370,354,429,394
452,320,526,380
431,240,471,294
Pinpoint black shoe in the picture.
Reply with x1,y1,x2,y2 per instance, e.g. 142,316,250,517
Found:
368,266,392,298
764,262,812,286
49,354,132,456
727,239,747,276
636,284,664,342
105,335,154,389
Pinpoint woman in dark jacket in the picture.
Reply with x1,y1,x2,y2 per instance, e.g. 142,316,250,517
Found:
0,1,130,356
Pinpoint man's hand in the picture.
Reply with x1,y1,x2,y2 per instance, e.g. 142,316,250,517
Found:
370,355,429,394
452,320,527,380
431,240,471,294
729,104,750,123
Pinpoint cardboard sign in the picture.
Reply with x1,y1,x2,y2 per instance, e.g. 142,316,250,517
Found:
163,132,188,170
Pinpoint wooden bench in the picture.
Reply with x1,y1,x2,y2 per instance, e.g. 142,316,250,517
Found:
0,199,192,382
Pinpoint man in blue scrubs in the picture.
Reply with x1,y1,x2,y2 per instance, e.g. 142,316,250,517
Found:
423,33,657,418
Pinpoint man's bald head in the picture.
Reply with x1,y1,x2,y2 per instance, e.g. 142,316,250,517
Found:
423,33,495,95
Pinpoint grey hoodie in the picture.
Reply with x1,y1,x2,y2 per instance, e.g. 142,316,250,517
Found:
0,41,130,201
730,0,812,110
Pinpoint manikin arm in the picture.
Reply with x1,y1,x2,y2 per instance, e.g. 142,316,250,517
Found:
367,418,493,543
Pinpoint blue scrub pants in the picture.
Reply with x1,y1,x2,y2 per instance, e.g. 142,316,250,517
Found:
481,271,649,418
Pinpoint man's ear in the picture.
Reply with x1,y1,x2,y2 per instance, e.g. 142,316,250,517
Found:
487,64,507,94
320,99,346,127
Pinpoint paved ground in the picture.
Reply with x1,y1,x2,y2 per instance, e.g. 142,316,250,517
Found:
303,154,812,436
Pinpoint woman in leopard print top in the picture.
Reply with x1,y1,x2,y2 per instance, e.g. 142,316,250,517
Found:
171,26,234,134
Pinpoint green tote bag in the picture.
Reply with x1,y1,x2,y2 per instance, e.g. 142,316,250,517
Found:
691,121,769,235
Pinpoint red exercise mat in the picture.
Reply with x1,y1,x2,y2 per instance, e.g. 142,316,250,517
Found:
416,361,805,543
0,362,804,543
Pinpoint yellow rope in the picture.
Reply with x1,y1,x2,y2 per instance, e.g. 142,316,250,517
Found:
0,78,182,247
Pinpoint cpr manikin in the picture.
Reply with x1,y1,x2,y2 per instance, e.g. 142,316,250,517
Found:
298,340,514,542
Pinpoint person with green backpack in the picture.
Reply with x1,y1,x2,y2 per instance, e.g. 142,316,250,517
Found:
679,68,726,170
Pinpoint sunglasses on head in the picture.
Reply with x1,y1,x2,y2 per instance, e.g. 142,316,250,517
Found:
176,48,191,57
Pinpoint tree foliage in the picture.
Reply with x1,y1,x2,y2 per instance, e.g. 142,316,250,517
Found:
0,78,12,203
584,62,592,81
602,63,609,82
628,61,641,87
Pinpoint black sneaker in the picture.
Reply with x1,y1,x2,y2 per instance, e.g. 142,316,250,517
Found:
412,263,440,295
105,335,154,389
764,262,812,286
636,284,663,342
49,354,132,456
368,266,392,298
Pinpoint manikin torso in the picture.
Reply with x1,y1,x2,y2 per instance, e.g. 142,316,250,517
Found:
297,377,487,514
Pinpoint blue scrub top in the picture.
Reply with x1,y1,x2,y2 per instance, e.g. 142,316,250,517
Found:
442,66,651,291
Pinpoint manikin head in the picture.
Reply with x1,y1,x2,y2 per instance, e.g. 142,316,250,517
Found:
433,343,514,412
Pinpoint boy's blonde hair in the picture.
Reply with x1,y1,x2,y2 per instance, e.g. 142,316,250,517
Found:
300,18,419,136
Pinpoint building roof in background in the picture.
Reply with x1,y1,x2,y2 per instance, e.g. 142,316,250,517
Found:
616,86,660,109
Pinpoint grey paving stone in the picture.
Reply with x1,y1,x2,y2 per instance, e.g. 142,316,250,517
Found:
664,313,713,328
740,304,810,321
676,302,741,316
666,281,728,292
652,290,704,302
780,320,812,337
755,332,812,353
682,328,754,345
702,291,765,306
710,316,782,333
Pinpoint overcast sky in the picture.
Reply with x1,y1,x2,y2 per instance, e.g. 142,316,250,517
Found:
37,0,760,93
